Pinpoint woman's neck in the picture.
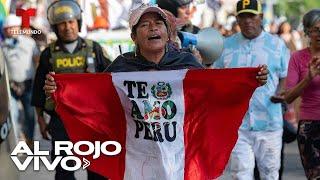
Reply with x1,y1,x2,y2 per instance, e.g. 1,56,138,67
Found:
310,44,320,55
140,49,165,64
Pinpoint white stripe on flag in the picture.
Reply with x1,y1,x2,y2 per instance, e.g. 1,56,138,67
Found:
112,70,188,180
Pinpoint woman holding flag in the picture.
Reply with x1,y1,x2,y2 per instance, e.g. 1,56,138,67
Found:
43,3,269,180
44,3,268,83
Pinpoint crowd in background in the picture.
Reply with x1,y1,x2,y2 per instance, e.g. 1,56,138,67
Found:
0,0,310,55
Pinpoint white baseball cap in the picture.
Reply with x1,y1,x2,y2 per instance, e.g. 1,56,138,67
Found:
3,14,21,28
129,3,168,30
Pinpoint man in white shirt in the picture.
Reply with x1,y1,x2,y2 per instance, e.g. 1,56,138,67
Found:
1,14,40,147
212,0,290,179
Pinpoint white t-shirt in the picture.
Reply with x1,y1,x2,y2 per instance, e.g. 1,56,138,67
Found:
2,35,40,82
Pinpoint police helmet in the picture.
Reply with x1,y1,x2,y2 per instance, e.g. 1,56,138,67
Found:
47,0,82,31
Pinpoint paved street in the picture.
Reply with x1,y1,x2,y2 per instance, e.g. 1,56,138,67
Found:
220,141,305,180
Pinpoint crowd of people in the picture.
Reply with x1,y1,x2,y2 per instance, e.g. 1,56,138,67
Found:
1,0,320,180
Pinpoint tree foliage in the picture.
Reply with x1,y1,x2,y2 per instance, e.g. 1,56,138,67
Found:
274,0,320,27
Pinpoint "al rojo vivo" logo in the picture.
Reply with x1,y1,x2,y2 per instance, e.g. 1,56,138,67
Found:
11,141,121,171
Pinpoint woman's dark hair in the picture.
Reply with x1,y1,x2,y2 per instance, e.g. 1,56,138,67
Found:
302,9,320,35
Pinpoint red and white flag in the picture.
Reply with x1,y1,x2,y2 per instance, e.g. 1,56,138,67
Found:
53,68,259,180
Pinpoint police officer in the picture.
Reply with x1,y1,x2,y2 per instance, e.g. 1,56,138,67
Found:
31,1,110,180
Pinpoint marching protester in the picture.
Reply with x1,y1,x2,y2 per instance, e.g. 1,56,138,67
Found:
276,19,300,180
107,3,202,72
43,2,269,179
156,0,206,64
285,9,320,180
1,14,40,148
44,3,268,83
156,0,200,34
277,21,297,52
212,0,290,179
31,1,111,179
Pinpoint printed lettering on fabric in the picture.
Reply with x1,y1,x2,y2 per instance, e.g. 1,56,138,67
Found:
112,70,187,145
124,80,177,143
55,56,85,68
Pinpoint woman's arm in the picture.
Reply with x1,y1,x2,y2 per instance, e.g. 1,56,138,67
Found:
285,75,312,103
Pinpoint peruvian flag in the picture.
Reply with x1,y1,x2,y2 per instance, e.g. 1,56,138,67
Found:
53,68,259,180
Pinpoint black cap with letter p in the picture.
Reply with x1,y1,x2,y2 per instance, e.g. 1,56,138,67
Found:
236,0,262,16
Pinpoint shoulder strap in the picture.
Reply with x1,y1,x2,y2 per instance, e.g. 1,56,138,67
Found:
84,39,94,57
48,41,57,66
84,39,93,49
83,39,97,72
83,39,95,60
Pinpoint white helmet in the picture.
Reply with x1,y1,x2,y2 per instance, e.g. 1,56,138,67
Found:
3,14,21,28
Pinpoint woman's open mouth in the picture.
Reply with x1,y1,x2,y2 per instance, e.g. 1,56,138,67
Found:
148,35,161,41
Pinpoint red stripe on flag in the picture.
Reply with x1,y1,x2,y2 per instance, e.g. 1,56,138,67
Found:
183,68,259,180
53,73,126,180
